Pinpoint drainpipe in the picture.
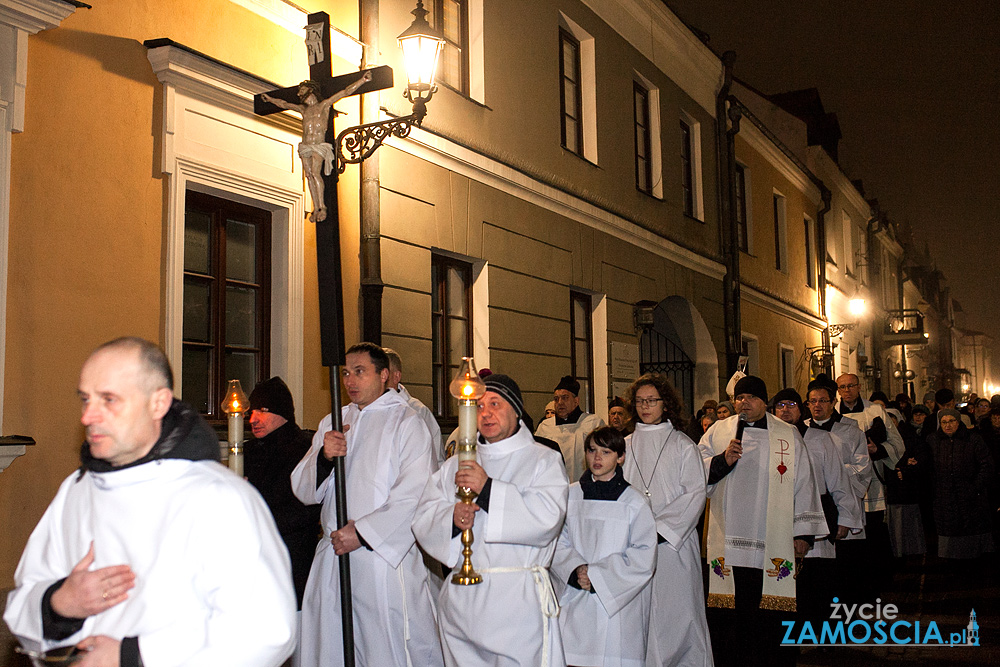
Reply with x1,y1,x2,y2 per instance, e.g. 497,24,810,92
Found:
715,51,741,377
360,0,383,344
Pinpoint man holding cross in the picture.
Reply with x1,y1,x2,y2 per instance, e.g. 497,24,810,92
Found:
261,71,371,222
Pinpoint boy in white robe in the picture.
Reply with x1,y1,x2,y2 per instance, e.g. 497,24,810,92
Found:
4,337,296,667
291,343,443,667
413,373,569,667
552,426,656,667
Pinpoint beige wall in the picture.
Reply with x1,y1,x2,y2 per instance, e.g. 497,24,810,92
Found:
377,146,726,423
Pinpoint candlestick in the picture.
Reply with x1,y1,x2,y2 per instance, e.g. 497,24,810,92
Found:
448,358,486,586
222,379,249,477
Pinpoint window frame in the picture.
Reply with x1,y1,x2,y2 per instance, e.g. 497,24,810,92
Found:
804,215,817,288
633,81,653,195
680,118,695,217
431,254,474,423
559,28,584,157
430,0,470,96
569,291,595,413
772,192,788,272
182,190,271,423
735,163,749,253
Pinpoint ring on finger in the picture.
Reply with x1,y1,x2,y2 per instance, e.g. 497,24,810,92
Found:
102,590,109,601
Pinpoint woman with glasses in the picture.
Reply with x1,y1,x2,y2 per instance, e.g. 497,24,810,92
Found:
622,373,712,666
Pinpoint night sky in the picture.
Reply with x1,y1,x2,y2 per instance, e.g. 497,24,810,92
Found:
665,0,1000,367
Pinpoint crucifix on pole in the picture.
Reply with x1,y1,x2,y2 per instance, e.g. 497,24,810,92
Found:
253,12,391,667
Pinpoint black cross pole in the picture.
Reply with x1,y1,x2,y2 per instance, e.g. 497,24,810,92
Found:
254,12,392,667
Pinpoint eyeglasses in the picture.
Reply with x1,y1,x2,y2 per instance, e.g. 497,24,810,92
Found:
807,398,831,405
775,401,798,409
837,383,859,390
634,398,663,407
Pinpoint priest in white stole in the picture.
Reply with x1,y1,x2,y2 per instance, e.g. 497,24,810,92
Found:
413,374,569,667
698,376,825,667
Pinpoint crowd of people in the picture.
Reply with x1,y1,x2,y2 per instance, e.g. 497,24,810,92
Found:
5,337,997,667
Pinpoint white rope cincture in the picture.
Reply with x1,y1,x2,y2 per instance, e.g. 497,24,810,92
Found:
479,565,560,667
397,566,413,667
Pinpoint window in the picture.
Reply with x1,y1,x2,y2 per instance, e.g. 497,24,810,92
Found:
429,0,469,95
679,110,704,220
182,191,271,420
559,28,584,157
804,216,816,288
741,334,759,377
780,346,795,389
680,119,694,217
432,255,473,421
842,211,853,275
735,163,749,253
772,193,787,272
570,291,594,412
634,82,652,194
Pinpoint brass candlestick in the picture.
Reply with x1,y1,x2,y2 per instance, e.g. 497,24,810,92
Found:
449,358,485,586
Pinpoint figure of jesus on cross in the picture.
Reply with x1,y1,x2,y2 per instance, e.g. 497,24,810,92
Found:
261,72,371,222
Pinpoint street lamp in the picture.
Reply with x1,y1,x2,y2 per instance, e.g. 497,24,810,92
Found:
334,1,446,172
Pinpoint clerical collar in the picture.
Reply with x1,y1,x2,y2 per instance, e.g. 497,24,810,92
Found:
744,417,768,429
841,399,863,414
579,465,629,501
555,406,584,426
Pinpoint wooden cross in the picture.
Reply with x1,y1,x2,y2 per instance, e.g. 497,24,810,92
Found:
252,13,394,667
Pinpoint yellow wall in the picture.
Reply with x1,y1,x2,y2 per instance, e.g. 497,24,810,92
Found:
0,3,361,650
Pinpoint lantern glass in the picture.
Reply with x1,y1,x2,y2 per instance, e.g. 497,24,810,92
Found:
449,357,486,402
221,379,249,414
397,1,445,98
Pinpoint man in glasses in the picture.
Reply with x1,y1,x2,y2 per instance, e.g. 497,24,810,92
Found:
805,377,871,604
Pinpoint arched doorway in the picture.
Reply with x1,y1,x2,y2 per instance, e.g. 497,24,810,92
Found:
639,296,719,416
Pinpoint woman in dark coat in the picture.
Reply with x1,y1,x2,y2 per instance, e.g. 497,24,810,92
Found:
927,408,995,559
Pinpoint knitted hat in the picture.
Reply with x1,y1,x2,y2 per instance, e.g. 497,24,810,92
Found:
911,404,930,416
938,407,961,424
717,400,735,414
608,396,626,410
772,388,803,407
733,375,768,403
555,375,580,396
484,374,525,421
249,376,295,422
935,388,954,405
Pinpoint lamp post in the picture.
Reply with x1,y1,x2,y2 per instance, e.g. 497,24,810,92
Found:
222,379,249,476
334,1,445,172
449,357,486,586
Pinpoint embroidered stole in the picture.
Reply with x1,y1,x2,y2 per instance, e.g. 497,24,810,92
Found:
706,414,797,611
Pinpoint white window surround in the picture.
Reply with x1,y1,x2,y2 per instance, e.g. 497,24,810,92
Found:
633,70,662,199
779,344,795,390
569,286,608,421
147,43,306,412
0,0,79,462
741,333,759,378
679,108,704,221
558,12,598,164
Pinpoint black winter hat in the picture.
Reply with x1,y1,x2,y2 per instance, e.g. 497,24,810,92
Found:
249,376,295,423
484,374,525,422
733,375,768,403
555,375,580,396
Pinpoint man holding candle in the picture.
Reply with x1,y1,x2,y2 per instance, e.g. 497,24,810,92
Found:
4,337,297,666
413,373,569,667
291,342,443,667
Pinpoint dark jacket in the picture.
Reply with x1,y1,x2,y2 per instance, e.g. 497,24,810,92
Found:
245,421,321,609
927,425,995,537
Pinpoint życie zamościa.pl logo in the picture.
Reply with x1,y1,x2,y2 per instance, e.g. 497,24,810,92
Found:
781,598,980,647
